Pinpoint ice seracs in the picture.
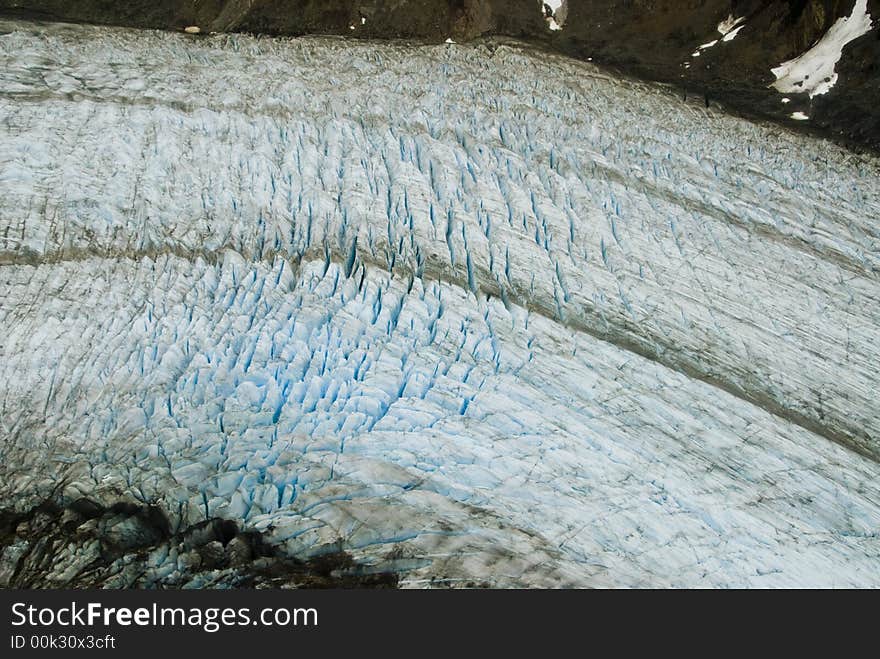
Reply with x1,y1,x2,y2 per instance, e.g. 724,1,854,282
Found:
2,20,880,588
772,0,874,98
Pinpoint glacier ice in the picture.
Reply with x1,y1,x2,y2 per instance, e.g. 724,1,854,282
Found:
1,20,879,587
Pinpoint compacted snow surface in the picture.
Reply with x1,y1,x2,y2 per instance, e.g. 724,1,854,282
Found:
771,0,874,99
1,21,880,587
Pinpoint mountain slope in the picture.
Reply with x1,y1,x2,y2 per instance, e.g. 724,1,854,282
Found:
1,1,878,150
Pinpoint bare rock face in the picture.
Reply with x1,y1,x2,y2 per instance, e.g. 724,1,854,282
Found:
0,0,544,39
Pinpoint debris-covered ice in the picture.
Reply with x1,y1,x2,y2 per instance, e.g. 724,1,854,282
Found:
1,20,880,588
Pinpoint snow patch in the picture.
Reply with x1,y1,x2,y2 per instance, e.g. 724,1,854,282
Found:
689,15,745,63
541,0,567,31
688,18,746,64
771,0,874,98
722,24,745,42
717,15,746,36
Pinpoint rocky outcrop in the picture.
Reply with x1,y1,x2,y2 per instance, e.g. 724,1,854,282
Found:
1,496,399,587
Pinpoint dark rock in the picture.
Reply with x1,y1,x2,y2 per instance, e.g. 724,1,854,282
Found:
226,536,252,566
197,540,228,570
0,496,400,588
69,497,104,519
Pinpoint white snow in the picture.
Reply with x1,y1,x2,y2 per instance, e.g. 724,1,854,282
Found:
541,0,566,31
688,14,745,64
772,0,874,98
684,15,745,69
722,24,745,42
791,111,810,120
1,20,880,587
717,15,745,36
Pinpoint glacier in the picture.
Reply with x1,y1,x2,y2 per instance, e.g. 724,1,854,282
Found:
1,20,879,588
